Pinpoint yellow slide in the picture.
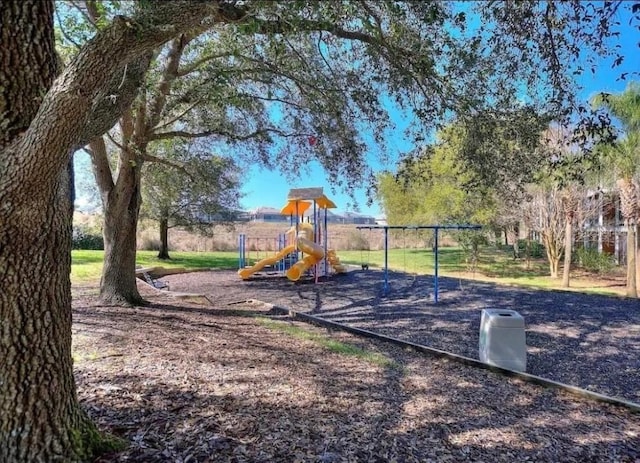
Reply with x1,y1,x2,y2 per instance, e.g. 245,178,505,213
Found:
238,244,296,280
327,249,347,273
286,237,325,281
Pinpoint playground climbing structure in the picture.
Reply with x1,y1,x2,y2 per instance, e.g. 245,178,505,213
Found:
238,187,347,281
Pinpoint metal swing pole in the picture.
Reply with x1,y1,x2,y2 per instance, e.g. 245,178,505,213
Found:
384,226,389,295
434,227,439,303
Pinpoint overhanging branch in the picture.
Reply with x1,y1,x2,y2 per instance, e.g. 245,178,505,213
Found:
149,127,301,142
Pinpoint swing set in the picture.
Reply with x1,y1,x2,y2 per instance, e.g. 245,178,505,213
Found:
355,224,481,302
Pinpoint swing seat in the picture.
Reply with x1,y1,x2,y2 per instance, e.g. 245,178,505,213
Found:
142,272,169,290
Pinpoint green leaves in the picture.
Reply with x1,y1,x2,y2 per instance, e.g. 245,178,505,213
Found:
377,123,498,226
591,82,640,180
141,139,242,230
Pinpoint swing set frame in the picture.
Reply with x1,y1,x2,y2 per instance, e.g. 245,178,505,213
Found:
355,224,481,302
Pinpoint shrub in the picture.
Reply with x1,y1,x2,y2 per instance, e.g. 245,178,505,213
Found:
575,247,615,273
517,239,545,258
72,225,104,250
457,231,488,271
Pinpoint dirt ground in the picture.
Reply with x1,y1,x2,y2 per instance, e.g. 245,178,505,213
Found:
162,268,640,403
73,270,640,462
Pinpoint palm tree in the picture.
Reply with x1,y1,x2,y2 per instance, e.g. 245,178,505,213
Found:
592,83,640,297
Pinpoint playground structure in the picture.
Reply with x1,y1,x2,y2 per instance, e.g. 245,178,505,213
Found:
356,224,482,302
238,187,347,281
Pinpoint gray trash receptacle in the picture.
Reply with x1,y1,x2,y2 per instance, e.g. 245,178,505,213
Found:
479,309,526,372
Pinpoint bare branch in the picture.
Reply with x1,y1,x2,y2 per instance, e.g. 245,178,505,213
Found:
154,100,202,131
236,92,306,111
105,130,126,152
69,0,98,26
544,2,562,89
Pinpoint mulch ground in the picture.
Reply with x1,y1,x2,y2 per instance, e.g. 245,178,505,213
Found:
73,268,640,462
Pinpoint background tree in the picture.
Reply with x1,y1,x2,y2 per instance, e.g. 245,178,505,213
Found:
538,124,591,288
378,123,499,227
592,82,640,297
522,184,565,278
141,140,241,259
59,1,514,304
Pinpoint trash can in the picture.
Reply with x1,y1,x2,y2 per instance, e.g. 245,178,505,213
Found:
479,309,526,372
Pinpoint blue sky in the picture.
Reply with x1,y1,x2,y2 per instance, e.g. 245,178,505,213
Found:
74,6,638,217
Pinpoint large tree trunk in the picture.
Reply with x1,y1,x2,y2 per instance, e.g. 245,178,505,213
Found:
0,3,111,459
1,1,229,459
100,165,145,305
0,165,110,461
89,136,145,305
158,215,171,259
562,216,573,288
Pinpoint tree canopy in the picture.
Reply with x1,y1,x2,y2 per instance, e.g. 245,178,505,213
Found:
378,123,500,226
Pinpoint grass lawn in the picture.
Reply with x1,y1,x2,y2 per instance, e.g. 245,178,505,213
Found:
337,247,550,277
71,250,239,283
72,246,626,296
337,247,626,297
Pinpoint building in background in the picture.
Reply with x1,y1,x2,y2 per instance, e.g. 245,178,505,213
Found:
247,206,376,225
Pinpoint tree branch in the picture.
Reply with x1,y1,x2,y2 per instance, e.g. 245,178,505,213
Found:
145,34,193,133
104,130,126,152
87,136,115,197
154,100,202,131
8,1,246,193
176,50,239,77
55,6,82,50
140,152,191,178
70,0,98,27
149,127,302,142
76,53,153,148
236,92,306,111
544,2,562,89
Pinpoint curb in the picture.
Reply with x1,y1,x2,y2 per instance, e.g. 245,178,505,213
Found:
258,301,640,414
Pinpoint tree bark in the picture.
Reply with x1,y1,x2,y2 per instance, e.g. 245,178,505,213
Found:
158,216,171,259
635,223,640,290
548,257,560,278
88,136,145,305
0,164,112,461
626,219,638,297
562,216,573,288
0,3,113,459
524,230,532,270
101,199,144,305
100,154,145,305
